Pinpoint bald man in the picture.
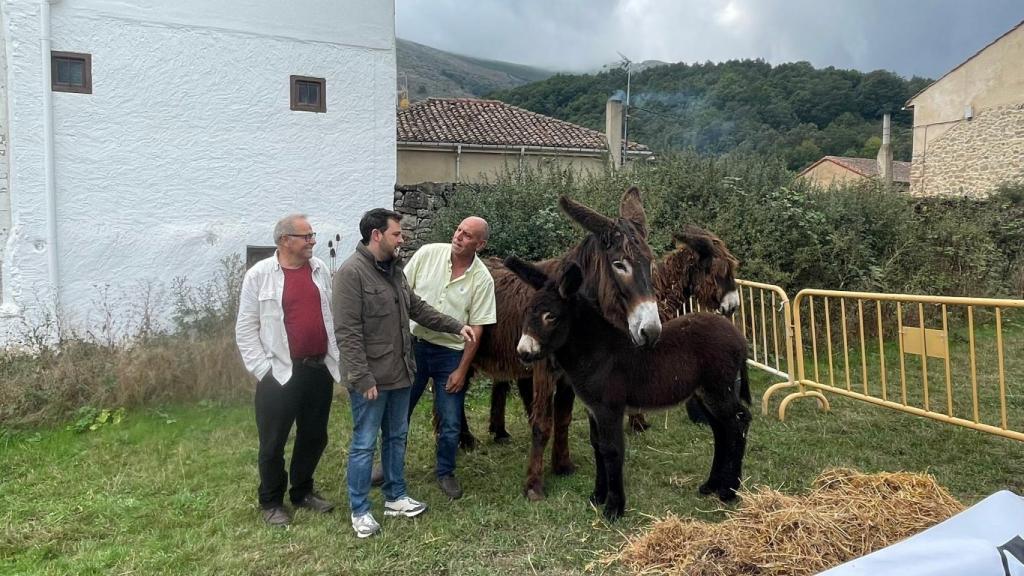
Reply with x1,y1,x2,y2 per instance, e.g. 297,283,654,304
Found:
404,217,496,500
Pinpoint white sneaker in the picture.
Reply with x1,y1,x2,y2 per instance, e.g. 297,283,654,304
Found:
351,512,381,538
384,495,428,518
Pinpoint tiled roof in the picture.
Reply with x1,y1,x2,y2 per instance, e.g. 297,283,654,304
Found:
396,98,649,152
804,156,911,184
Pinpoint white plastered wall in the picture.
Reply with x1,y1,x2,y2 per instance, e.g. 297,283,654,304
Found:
0,0,396,337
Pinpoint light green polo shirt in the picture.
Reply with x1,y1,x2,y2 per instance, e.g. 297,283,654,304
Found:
404,243,497,351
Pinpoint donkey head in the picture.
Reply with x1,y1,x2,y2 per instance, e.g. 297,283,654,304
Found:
668,226,740,316
506,256,581,363
558,187,662,347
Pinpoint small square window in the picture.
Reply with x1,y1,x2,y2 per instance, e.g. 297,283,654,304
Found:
290,75,325,113
51,51,91,94
246,245,277,270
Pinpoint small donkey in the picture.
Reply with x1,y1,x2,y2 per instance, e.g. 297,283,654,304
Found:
507,256,752,520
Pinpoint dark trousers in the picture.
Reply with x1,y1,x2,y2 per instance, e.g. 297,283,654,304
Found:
254,361,333,509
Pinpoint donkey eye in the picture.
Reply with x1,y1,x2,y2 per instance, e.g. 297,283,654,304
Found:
612,260,631,274
541,312,557,324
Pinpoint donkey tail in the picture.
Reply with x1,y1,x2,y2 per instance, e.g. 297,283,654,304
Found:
739,360,751,405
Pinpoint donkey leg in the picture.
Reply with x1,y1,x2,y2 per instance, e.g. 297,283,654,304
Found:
586,413,607,506
717,404,752,502
489,380,512,444
458,374,477,451
594,408,626,520
524,398,552,501
551,380,576,475
697,398,727,496
685,397,710,426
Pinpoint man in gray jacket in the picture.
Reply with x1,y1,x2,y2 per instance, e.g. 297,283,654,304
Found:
333,208,474,539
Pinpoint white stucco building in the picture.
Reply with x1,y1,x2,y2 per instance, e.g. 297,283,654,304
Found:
0,0,396,338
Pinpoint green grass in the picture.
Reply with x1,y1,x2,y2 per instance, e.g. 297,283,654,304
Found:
3,366,1024,575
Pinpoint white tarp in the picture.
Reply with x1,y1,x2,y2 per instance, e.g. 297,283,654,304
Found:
819,490,1024,576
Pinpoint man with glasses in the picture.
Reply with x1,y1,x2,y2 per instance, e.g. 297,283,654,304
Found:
236,213,339,527
333,208,474,538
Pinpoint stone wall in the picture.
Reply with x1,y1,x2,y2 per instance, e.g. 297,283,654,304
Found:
911,104,1024,197
393,182,456,257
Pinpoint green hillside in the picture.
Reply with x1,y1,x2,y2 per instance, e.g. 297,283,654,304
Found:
488,59,933,170
397,39,554,101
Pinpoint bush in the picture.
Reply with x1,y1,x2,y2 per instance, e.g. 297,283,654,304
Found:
0,257,251,428
431,151,1023,299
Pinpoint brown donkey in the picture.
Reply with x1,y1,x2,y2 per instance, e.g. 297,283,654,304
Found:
509,257,751,520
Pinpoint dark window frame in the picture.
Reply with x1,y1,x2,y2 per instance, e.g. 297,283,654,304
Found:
51,51,92,94
290,75,326,113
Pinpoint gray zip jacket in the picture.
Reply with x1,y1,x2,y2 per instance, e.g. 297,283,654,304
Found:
332,242,464,393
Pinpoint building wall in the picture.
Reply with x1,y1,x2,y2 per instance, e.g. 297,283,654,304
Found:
397,148,607,185
909,25,1024,196
0,0,396,335
910,104,1024,197
799,161,865,187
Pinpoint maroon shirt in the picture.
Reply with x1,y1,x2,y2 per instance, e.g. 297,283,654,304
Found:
282,263,329,358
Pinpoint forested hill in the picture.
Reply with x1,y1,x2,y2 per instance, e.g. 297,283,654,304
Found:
488,59,932,170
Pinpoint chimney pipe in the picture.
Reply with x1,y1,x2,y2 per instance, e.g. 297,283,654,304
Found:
605,96,623,169
876,113,893,187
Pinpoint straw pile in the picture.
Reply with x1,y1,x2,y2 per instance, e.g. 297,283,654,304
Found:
606,468,964,576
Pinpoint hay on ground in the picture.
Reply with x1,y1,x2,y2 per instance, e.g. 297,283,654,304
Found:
606,468,964,576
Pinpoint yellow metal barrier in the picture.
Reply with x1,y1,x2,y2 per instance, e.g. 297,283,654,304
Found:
785,289,1024,441
734,279,830,418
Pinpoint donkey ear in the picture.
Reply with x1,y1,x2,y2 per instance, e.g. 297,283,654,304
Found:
618,187,647,238
504,256,549,290
558,262,583,298
673,231,714,262
559,196,615,236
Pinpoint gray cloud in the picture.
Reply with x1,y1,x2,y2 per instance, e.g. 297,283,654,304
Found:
396,0,1024,79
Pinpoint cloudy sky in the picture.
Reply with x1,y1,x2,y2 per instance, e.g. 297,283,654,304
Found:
395,0,1024,79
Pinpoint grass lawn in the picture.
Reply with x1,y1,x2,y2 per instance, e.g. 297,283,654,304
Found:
3,365,1024,575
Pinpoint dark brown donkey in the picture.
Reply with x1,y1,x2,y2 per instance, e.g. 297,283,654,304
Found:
464,225,740,499
508,257,752,520
471,188,663,499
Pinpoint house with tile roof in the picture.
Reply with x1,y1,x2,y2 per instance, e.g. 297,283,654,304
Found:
904,20,1024,197
798,156,911,188
396,97,652,185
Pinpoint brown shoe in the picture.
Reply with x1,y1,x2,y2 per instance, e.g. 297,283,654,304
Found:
293,491,335,514
438,475,463,500
261,506,292,527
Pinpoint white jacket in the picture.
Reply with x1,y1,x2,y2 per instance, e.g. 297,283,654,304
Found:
235,253,341,384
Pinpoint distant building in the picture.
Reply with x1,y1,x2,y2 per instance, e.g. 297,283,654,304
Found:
905,20,1024,197
396,97,652,185
798,156,911,187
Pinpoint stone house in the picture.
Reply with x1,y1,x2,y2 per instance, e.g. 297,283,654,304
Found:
0,0,397,337
905,20,1024,197
396,97,652,185
798,156,911,187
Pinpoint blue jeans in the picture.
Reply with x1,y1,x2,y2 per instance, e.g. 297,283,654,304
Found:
347,386,411,515
408,339,465,478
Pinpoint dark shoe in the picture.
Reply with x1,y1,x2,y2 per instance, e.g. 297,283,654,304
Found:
261,505,292,527
438,475,463,500
293,491,335,514
371,462,384,487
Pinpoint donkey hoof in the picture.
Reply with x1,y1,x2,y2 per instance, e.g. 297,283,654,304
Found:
492,431,512,445
589,491,607,506
717,487,739,503
628,416,651,433
459,434,477,452
526,489,545,502
552,461,576,476
603,501,625,521
698,481,718,496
